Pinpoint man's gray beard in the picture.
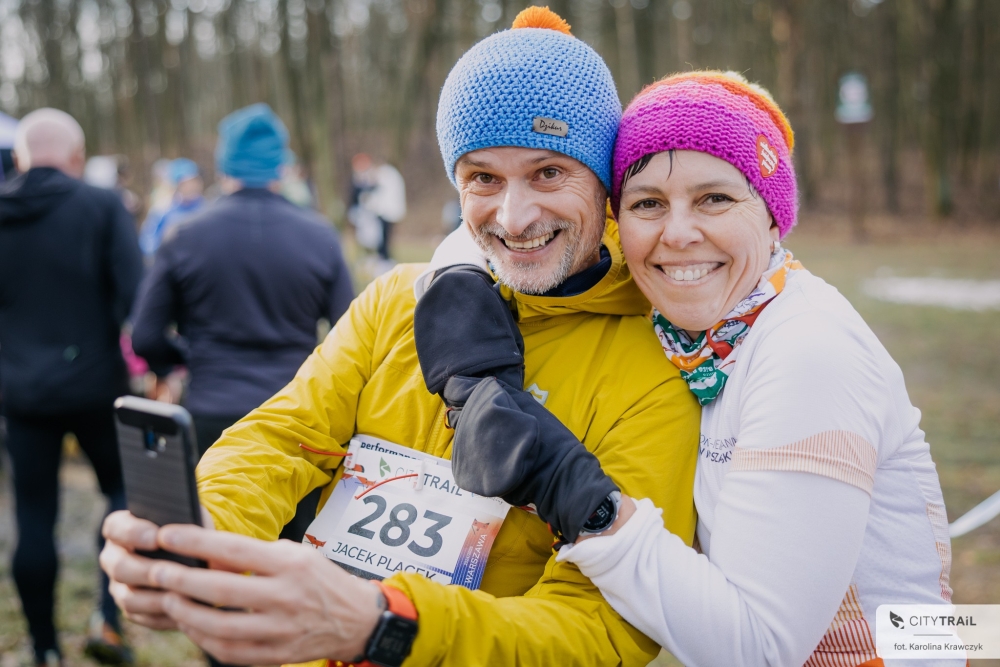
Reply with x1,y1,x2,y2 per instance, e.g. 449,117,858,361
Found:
471,216,604,295
472,220,580,294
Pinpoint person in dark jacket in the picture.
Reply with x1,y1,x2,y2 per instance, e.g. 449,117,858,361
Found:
130,104,353,547
0,108,143,667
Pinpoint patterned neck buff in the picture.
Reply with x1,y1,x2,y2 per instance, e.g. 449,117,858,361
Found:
653,245,804,405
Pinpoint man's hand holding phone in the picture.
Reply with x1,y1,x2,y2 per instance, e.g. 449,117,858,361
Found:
100,508,215,630
100,510,384,665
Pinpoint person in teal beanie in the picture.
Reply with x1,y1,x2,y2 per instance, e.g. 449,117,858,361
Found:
215,103,288,186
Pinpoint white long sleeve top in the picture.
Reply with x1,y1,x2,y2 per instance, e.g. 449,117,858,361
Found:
558,269,955,667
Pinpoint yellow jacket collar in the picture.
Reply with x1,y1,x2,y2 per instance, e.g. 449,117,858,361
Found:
497,215,652,322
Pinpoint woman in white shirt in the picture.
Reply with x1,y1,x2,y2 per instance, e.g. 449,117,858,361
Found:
436,71,956,667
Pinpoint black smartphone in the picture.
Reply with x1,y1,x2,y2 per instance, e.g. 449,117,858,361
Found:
114,395,206,568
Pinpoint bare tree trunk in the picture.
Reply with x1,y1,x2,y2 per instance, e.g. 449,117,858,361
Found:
319,12,350,213
924,0,960,218
876,0,900,214
393,0,444,162
279,0,312,176
959,0,985,183
37,0,69,112
846,123,870,242
613,1,640,101
127,0,161,160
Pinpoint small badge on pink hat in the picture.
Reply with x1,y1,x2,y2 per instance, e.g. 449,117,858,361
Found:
756,135,779,178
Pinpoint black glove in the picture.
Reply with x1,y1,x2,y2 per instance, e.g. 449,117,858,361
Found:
413,266,523,426
413,266,617,543
451,377,618,543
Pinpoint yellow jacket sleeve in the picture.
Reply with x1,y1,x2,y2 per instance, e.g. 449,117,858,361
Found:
389,373,700,667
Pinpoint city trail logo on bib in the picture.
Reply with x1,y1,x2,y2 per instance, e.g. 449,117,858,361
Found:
756,134,778,177
526,383,548,405
533,117,568,138
379,457,390,478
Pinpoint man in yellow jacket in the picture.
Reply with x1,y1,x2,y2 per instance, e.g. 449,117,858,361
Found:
100,8,699,667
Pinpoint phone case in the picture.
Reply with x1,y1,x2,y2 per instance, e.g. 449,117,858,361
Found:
114,396,206,568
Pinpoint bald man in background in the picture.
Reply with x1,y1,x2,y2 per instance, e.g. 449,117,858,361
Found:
0,109,142,667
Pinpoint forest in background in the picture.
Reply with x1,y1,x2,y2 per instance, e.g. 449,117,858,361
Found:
0,0,997,227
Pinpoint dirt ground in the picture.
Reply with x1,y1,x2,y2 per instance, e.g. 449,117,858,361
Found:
2,216,999,667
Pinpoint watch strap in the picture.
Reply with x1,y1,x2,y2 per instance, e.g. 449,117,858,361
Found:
329,582,417,667
377,582,418,621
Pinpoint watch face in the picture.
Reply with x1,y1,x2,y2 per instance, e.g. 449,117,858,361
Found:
582,496,616,532
368,613,419,667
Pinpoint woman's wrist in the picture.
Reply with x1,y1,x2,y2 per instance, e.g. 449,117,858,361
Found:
576,494,636,542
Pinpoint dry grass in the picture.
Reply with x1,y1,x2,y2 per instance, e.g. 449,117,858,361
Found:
2,217,998,667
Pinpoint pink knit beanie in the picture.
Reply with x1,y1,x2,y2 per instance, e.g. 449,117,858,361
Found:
611,71,798,238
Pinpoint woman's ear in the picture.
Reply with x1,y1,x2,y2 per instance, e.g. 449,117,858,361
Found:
768,218,780,243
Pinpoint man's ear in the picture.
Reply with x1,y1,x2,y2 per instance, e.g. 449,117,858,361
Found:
12,150,27,173
69,146,87,178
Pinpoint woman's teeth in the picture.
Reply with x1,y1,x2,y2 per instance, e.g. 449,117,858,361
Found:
504,231,555,250
663,264,717,282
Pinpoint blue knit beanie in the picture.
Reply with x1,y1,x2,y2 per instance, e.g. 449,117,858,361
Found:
437,8,621,191
168,157,199,185
215,103,289,187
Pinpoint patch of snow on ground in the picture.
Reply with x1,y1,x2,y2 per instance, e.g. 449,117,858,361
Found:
862,277,1000,311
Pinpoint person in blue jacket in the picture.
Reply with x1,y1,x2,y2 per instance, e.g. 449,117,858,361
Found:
138,158,205,259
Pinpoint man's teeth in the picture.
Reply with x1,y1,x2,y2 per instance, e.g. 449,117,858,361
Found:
504,232,555,250
665,265,716,281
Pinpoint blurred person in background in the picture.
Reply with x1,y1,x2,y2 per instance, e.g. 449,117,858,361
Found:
348,152,381,254
138,157,205,260
0,110,17,182
349,152,406,270
280,152,316,209
114,157,142,220
440,197,461,235
84,155,141,219
144,158,174,216
129,103,354,554
0,108,143,667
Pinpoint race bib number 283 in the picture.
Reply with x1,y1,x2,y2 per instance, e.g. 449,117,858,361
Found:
303,435,510,590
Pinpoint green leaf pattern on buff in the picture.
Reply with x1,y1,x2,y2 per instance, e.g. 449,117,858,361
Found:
652,247,803,406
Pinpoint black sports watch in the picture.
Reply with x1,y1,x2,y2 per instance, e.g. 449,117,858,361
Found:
579,491,622,535
355,582,418,667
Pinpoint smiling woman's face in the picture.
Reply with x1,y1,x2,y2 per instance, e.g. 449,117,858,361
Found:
618,150,780,332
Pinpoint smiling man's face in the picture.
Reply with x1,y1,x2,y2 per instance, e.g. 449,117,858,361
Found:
455,147,607,295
